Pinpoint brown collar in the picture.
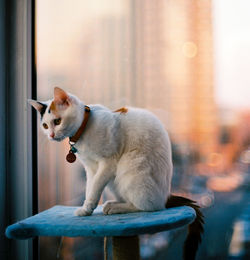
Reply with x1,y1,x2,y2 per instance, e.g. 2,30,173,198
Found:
66,105,90,163
70,105,90,143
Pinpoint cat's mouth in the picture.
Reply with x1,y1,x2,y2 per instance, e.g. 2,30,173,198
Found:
49,135,65,142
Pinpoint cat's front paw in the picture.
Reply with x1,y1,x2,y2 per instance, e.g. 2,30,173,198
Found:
74,201,96,216
74,207,92,217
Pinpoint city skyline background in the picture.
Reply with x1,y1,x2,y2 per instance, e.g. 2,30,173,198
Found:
36,1,250,259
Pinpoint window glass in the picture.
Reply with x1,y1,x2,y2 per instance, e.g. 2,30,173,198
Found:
37,0,250,259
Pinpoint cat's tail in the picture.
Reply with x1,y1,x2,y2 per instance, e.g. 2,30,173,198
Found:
165,194,204,260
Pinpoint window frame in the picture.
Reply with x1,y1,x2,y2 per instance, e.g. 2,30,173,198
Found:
1,0,38,259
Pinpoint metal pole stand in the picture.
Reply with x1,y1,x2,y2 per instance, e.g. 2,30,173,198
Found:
112,235,140,260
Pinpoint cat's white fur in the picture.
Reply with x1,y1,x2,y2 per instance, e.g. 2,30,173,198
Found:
29,88,173,216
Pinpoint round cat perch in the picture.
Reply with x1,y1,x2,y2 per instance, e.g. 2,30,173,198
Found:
6,205,196,260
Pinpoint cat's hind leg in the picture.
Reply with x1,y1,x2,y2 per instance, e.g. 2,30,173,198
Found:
103,201,140,215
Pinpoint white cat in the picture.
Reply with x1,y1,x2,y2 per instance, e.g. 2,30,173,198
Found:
29,87,172,215
29,87,204,260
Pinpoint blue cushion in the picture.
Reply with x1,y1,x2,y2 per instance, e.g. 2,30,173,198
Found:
6,205,195,239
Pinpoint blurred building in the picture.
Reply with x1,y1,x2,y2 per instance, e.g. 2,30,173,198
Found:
132,0,217,158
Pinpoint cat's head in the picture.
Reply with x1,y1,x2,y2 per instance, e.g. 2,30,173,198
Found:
29,87,84,142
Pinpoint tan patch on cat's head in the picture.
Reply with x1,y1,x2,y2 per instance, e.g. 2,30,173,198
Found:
49,101,57,114
114,107,128,114
48,101,61,117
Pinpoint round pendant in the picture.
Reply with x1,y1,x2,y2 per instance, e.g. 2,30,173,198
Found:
66,151,76,163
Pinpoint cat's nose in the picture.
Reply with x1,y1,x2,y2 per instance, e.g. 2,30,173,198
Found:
50,132,55,138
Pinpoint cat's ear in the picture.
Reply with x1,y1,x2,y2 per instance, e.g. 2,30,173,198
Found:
53,87,70,106
28,99,47,114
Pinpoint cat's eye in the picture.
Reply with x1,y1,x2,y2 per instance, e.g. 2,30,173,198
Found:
54,118,61,126
43,123,48,129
